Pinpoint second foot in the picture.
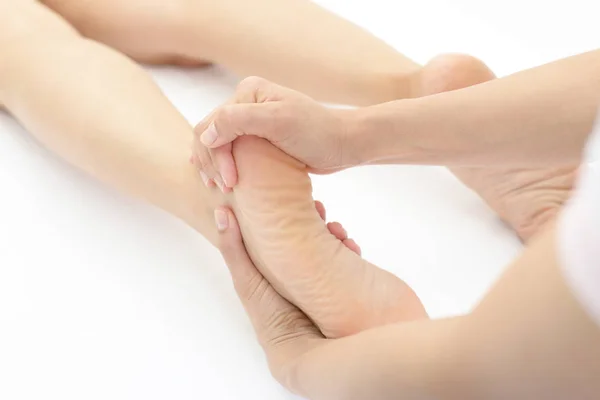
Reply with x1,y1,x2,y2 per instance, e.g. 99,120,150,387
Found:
451,166,575,242
417,54,575,242
230,136,427,338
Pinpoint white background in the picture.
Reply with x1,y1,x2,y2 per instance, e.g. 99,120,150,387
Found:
0,1,597,399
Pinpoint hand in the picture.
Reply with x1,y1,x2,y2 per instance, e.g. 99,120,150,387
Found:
215,207,450,400
214,206,327,393
193,77,359,190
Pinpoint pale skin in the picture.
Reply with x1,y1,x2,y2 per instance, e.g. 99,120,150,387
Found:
2,2,597,397
3,0,573,243
196,50,600,395
39,0,422,106
216,207,600,400
195,50,600,240
1,1,428,339
1,0,565,339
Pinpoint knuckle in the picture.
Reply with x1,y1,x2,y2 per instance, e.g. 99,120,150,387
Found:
237,76,272,103
215,106,240,139
238,76,267,92
241,274,270,303
264,309,315,346
217,104,235,125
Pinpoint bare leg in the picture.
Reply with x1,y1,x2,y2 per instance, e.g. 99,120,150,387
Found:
1,2,426,338
0,1,218,240
37,0,574,240
41,0,421,106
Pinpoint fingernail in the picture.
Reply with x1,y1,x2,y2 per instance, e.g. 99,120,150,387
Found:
200,123,218,146
199,171,209,186
221,174,229,188
214,209,228,232
214,175,225,193
189,155,195,164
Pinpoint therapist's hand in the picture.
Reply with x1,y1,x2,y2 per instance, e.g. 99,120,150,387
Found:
193,77,359,189
214,206,452,400
214,206,327,391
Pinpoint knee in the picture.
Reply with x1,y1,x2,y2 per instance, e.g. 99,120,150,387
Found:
41,0,189,47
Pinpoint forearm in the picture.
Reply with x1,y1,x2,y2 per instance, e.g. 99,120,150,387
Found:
181,0,419,106
458,225,600,399
293,225,600,400
291,317,465,400
0,3,222,244
353,50,600,166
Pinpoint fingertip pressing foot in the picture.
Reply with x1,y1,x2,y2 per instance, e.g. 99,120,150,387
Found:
316,201,361,255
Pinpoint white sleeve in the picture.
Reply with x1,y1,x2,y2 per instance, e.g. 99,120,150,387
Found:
558,114,600,326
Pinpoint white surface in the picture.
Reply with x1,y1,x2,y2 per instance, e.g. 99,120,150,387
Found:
0,1,597,399
559,116,600,326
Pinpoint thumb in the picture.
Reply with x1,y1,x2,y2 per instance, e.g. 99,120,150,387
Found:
214,207,264,299
199,102,287,148
214,206,322,344
214,207,324,388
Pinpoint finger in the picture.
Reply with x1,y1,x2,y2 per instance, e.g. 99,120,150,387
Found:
235,76,297,104
327,222,348,241
211,143,238,189
193,139,218,188
314,201,327,221
193,98,235,138
200,102,288,149
343,239,362,256
194,108,220,141
215,207,320,338
215,207,269,300
327,222,362,255
215,207,324,382
209,151,228,193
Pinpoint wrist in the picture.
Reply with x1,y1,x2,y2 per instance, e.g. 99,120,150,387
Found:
335,105,403,168
332,108,364,168
348,95,471,166
343,101,418,166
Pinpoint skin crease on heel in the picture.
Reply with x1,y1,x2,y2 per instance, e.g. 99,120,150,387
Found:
230,136,427,338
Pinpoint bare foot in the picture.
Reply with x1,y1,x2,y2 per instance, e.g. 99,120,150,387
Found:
231,136,427,338
418,54,576,242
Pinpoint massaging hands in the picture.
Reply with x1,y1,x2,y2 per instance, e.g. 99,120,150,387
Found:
214,206,324,395
193,77,360,189
214,206,369,399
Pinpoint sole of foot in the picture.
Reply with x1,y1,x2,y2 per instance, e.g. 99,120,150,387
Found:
418,54,576,242
231,136,427,338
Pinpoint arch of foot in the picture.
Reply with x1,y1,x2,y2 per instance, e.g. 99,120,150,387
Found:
230,136,427,338
418,54,574,243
